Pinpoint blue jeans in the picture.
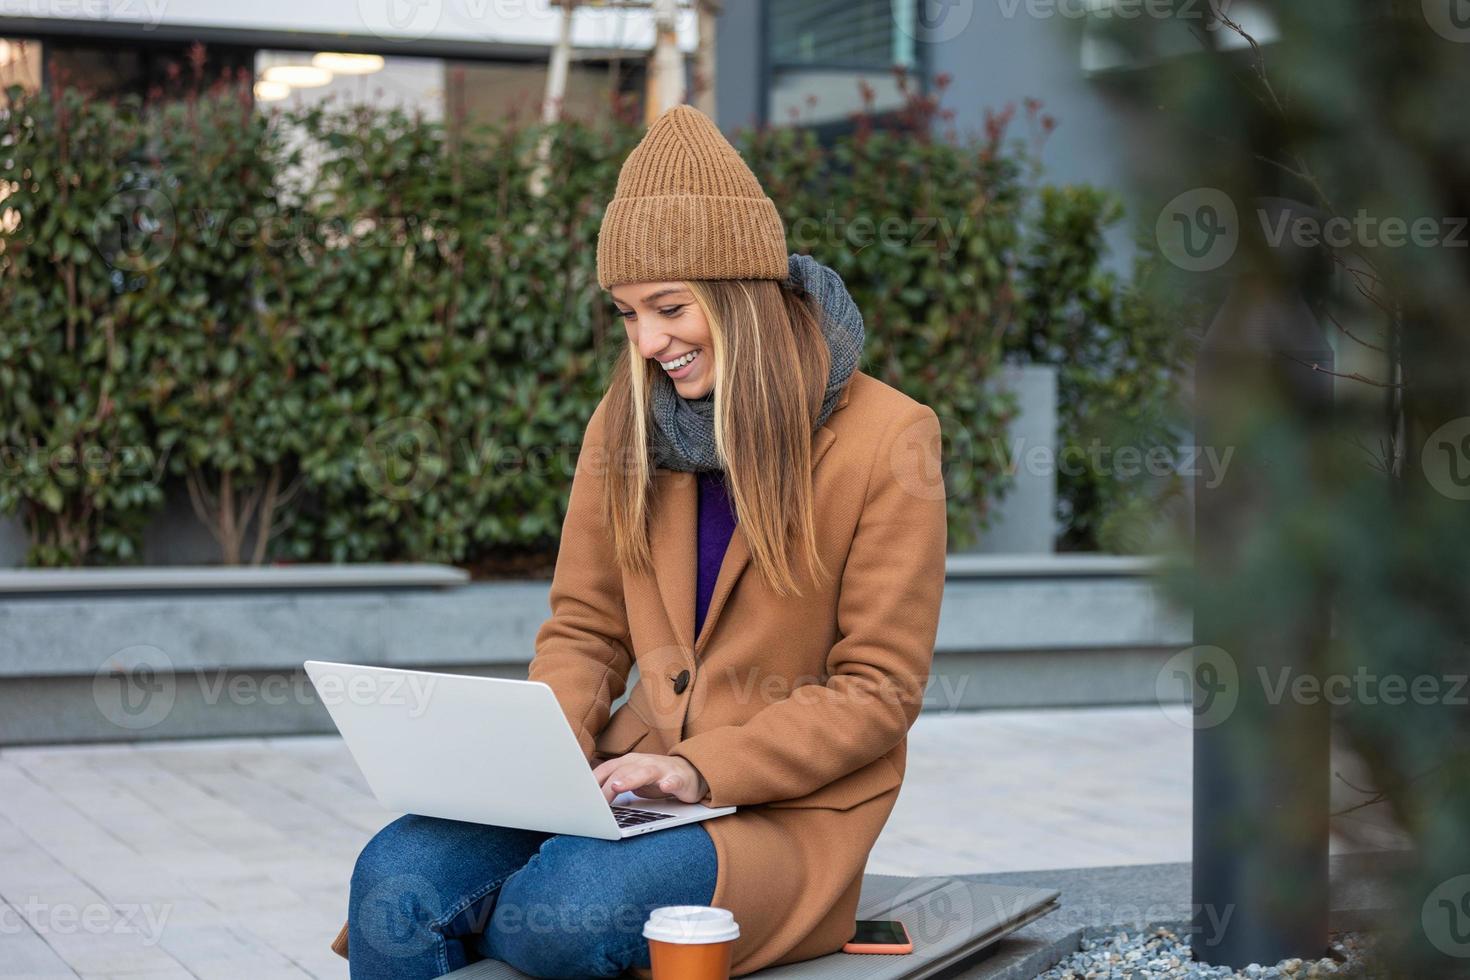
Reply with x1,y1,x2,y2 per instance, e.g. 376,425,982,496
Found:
347,814,719,980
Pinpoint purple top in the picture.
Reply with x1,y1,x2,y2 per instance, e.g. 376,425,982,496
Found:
695,470,738,640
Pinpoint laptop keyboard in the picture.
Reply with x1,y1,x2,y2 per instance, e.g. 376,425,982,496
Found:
612,805,677,828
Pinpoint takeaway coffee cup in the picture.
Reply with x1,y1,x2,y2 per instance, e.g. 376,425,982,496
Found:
643,905,739,980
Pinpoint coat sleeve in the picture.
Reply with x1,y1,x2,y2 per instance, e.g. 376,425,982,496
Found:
526,396,634,764
667,404,947,807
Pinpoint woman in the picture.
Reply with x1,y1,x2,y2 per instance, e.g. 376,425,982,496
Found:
332,104,947,979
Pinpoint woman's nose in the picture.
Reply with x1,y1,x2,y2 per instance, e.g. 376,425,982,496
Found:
634,327,670,362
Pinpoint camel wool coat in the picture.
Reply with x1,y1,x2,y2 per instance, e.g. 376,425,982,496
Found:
329,369,948,976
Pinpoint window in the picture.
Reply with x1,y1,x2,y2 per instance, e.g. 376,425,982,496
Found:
43,40,254,100
1080,0,1281,74
444,57,643,134
0,37,42,108
764,0,919,128
252,49,639,133
254,50,444,116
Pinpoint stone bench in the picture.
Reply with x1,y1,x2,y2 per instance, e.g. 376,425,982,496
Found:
442,872,1060,979
0,556,1188,746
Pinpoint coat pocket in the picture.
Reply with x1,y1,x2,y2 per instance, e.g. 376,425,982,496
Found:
763,754,903,811
592,704,655,759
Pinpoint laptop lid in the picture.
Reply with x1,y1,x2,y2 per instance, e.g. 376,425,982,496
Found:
304,661,623,839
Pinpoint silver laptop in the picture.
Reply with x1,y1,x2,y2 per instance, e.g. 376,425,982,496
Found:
303,661,736,840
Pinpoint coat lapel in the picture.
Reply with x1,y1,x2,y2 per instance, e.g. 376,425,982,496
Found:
649,382,852,659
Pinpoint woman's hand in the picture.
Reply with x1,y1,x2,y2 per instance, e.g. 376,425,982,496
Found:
591,752,709,805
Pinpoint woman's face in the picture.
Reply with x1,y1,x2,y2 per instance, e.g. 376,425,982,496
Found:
609,281,714,399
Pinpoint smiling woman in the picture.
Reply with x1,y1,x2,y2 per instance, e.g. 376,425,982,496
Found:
334,104,947,980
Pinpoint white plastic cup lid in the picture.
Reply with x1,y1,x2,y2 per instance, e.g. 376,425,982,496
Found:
642,905,740,944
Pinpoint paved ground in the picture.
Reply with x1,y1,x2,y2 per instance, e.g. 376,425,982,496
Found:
0,705,1405,979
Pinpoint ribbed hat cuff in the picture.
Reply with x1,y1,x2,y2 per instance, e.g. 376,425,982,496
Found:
596,194,789,288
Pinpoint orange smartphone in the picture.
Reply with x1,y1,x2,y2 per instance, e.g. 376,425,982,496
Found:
842,919,913,954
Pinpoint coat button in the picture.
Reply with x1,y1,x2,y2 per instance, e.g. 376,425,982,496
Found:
672,669,690,694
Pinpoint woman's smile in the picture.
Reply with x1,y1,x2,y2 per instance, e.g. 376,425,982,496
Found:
659,347,701,380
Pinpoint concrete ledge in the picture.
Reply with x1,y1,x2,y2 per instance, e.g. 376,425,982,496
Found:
0,556,1188,674
1,663,523,745
928,647,1183,710
946,554,1172,578
0,556,1193,744
0,562,468,595
939,569,1186,651
0,582,547,678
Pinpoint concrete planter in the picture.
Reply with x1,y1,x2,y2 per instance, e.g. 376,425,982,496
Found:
965,363,1059,555
0,556,1189,746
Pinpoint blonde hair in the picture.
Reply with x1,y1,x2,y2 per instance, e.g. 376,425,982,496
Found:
600,278,832,598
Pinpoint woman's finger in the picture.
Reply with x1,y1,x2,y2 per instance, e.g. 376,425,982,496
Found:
601,760,659,801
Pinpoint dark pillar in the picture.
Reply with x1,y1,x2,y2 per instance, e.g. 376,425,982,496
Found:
1190,227,1334,967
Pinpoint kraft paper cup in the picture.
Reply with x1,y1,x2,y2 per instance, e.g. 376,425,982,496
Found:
643,905,739,980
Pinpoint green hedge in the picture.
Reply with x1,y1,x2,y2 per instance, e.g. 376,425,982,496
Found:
0,73,1174,568
1009,182,1196,554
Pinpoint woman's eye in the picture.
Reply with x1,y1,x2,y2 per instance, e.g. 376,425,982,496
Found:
658,305,686,317
612,308,633,319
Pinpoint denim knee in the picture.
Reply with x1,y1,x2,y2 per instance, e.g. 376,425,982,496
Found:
353,815,442,901
489,892,636,979
480,826,717,979
487,851,647,978
349,816,458,961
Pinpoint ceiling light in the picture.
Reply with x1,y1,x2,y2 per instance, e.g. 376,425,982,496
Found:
261,64,333,88
311,52,385,75
253,80,291,102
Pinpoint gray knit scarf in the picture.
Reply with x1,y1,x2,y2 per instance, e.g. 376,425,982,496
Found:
648,253,865,473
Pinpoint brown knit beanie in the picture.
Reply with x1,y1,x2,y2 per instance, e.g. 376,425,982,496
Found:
596,104,788,289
